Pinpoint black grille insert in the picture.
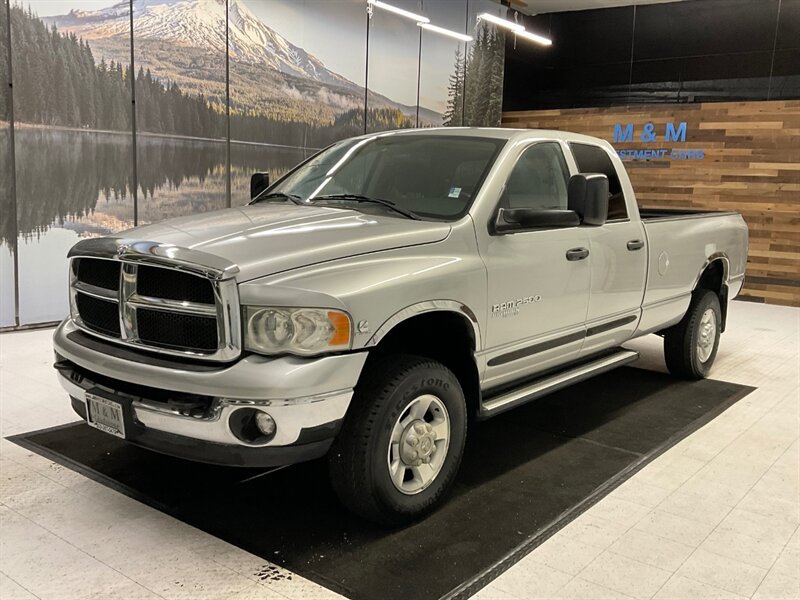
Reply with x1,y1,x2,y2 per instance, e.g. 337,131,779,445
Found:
137,309,218,352
137,265,215,304
76,294,120,337
74,258,120,291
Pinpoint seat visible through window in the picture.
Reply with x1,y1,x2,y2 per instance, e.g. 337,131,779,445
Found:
503,143,570,210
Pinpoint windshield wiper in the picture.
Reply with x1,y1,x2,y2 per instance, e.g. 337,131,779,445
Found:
309,194,419,220
252,192,304,205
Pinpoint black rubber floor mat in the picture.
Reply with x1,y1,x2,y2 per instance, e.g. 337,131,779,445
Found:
9,367,753,600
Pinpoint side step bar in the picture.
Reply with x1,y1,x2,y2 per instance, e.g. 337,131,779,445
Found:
479,349,640,418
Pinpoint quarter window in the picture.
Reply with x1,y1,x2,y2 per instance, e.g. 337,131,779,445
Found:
502,143,570,211
568,143,628,220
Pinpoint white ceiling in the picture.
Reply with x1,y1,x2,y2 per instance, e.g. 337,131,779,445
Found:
510,0,689,15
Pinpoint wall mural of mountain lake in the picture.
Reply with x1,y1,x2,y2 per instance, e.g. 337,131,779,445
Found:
1,0,12,327
0,0,507,327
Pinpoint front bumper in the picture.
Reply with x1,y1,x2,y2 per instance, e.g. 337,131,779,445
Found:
54,319,369,467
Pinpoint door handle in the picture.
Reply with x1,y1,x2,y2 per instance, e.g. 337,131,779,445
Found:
627,239,645,251
566,247,590,261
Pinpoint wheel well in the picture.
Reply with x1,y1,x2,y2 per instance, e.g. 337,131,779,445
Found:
695,259,729,331
366,312,481,418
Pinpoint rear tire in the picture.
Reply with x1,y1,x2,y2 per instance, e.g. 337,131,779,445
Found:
664,290,722,380
328,354,467,525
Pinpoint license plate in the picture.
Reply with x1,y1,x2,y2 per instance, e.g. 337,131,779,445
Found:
86,393,126,439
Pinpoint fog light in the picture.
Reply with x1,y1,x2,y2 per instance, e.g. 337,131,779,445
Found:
229,407,277,444
255,412,276,436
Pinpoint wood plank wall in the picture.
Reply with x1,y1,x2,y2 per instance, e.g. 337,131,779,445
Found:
502,100,800,307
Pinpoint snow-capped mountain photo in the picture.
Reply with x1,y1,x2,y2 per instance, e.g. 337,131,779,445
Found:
51,0,352,86
43,0,440,126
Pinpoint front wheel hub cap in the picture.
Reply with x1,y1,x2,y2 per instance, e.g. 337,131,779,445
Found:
387,394,451,495
400,421,437,466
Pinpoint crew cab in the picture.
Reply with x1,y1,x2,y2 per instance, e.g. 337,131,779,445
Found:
54,128,748,524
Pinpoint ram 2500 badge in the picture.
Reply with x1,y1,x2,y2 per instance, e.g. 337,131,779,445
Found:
54,128,748,524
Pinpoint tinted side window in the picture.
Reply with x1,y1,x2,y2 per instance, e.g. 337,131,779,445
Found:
503,143,570,210
569,143,628,220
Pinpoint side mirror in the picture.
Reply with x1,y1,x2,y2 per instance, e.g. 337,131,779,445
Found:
250,172,270,200
568,173,608,226
495,208,580,233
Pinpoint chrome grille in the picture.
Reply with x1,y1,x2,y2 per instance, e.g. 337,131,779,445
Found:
136,264,215,304
137,309,218,351
69,248,240,362
75,292,120,337
74,257,120,291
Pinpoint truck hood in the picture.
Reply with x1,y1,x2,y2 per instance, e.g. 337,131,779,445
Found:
127,204,452,281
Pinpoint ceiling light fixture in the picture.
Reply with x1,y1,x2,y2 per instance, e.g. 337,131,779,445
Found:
418,22,473,42
477,12,524,32
478,12,553,47
368,0,429,24
515,29,552,46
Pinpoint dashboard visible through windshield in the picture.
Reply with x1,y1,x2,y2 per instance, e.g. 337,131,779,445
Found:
258,134,507,221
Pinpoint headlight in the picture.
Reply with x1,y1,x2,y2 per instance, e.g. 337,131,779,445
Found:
244,306,352,356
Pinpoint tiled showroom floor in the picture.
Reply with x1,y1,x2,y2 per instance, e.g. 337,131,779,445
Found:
1,301,798,600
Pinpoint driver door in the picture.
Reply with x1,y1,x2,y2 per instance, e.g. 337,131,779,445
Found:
479,142,591,390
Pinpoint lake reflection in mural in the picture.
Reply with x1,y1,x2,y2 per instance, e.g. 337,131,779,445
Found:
4,127,309,324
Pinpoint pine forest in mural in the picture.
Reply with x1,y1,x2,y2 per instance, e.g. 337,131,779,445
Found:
3,3,417,147
444,24,505,128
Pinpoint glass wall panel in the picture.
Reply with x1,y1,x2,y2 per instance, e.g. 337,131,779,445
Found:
133,0,227,223
464,0,506,126
366,0,422,132
11,0,134,324
1,0,14,327
420,0,468,127
228,0,367,205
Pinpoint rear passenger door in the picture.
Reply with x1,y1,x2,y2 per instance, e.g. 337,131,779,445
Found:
568,142,647,355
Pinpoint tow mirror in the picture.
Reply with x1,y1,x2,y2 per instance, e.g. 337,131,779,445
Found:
250,172,270,200
568,173,608,226
495,208,580,233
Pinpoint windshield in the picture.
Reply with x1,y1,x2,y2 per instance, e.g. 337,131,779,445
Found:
262,134,506,220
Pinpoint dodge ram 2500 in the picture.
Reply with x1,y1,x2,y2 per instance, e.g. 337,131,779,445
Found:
54,128,748,524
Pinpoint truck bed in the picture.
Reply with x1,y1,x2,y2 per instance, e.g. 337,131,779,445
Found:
639,208,739,222
637,210,749,335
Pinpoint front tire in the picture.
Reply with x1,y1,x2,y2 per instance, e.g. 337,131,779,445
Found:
664,290,722,380
328,355,467,525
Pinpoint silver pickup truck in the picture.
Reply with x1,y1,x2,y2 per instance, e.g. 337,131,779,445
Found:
54,128,748,524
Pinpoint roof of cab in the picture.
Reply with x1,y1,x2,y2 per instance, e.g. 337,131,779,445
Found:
357,126,612,149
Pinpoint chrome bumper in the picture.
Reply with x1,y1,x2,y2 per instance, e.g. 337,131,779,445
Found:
54,319,368,451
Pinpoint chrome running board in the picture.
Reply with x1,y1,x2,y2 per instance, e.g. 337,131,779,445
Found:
480,349,640,418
